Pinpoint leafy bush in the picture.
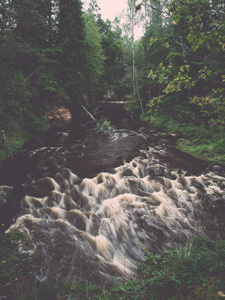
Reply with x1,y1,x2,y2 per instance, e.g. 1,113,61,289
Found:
135,237,225,299
22,114,50,138
95,117,111,132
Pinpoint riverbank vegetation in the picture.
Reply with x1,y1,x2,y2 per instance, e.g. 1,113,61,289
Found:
64,237,225,300
1,0,224,164
1,234,225,299
1,0,225,299
0,0,124,160
125,0,225,165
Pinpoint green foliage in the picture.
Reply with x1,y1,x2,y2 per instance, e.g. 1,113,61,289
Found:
0,129,27,160
7,136,25,154
84,14,105,99
97,17,124,91
135,237,225,299
54,237,225,300
95,117,111,132
125,95,141,115
3,235,225,299
57,0,88,115
131,0,224,143
0,0,126,156
0,232,25,287
190,87,225,130
168,0,225,52
151,112,225,163
22,114,50,138
65,280,103,300
15,283,60,300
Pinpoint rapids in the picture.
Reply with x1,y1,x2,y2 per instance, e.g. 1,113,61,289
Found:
1,104,225,286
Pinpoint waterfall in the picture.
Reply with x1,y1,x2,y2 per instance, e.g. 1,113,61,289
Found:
7,141,224,284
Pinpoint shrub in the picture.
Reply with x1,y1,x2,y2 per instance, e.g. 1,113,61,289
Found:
95,117,111,132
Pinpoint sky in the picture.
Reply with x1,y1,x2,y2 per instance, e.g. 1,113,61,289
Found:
83,0,127,20
83,0,144,39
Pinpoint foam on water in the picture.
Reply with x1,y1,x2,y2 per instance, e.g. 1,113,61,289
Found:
7,147,225,283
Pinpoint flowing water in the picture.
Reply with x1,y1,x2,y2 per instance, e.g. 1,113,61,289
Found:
1,103,225,287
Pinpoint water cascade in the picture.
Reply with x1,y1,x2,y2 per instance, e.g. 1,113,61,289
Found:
6,127,225,284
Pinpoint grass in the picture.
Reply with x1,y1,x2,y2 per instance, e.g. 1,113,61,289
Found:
150,113,225,164
1,109,225,298
62,237,225,299
1,235,225,300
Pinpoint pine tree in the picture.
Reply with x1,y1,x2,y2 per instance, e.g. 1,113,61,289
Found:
57,0,88,127
84,13,105,100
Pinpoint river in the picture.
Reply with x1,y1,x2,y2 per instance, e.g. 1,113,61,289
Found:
0,101,225,288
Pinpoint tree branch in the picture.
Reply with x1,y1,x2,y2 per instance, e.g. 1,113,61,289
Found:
136,0,169,15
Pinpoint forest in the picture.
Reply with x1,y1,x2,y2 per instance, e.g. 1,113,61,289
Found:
1,1,225,299
0,0,224,163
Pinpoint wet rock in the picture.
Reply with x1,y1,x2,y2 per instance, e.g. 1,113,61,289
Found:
28,177,60,197
158,132,168,137
0,185,17,231
121,168,136,177
212,165,224,176
207,164,225,176
211,195,225,212
0,185,14,206
191,179,205,190
138,127,145,133
218,181,225,189
147,164,165,177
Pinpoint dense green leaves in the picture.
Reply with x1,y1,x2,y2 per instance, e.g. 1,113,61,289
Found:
133,0,225,133
84,14,105,99
0,0,125,158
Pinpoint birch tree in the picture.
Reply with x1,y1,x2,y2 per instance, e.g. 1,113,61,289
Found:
124,0,144,113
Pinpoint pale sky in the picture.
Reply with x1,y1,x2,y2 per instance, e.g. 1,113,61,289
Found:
83,0,126,20
83,0,144,39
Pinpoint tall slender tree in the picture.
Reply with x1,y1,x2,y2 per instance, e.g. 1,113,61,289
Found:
124,0,144,113
57,0,88,126
84,13,105,100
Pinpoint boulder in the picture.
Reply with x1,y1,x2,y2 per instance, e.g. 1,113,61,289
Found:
147,164,165,177
0,185,14,206
212,165,224,176
121,168,136,178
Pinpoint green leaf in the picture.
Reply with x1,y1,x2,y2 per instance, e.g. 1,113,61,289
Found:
187,33,194,43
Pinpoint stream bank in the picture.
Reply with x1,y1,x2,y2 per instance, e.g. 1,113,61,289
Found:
0,102,225,299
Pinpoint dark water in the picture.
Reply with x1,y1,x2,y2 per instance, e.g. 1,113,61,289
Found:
0,102,225,288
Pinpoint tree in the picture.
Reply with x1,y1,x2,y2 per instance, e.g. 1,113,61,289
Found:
87,0,101,21
134,0,170,116
96,17,123,93
0,0,50,136
84,13,105,100
57,0,88,126
144,0,225,130
123,0,144,113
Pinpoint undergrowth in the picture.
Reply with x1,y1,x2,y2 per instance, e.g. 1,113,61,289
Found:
63,237,225,299
150,113,225,164
2,236,225,299
95,117,111,133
